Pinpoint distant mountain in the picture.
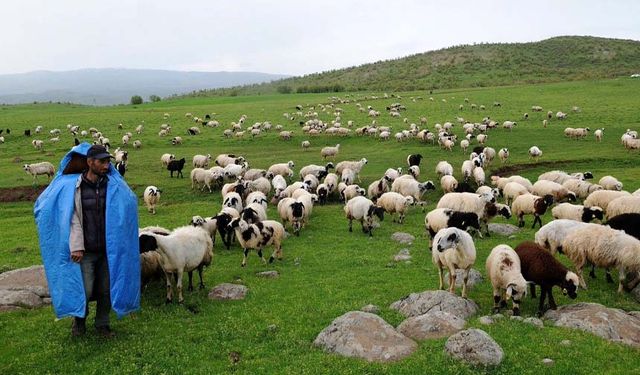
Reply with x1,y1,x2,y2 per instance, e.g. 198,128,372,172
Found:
0,68,290,105
188,36,640,96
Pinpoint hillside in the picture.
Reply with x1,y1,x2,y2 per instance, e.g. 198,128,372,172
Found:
186,36,640,97
0,68,289,105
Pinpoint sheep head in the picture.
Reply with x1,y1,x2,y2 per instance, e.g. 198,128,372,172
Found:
562,271,580,299
436,230,459,252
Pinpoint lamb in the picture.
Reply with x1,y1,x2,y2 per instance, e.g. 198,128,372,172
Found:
335,158,368,182
425,208,481,240
432,227,477,298
528,146,542,161
23,162,55,182
407,153,423,167
227,218,286,267
299,162,334,180
551,203,604,222
511,193,554,228
161,153,175,167
321,144,340,159
268,161,295,179
440,175,458,193
192,154,211,168
532,180,576,203
167,158,186,178
376,192,414,224
138,225,213,303
391,178,436,203
598,175,623,191
277,197,305,236
435,161,454,176
343,196,384,236
583,190,631,212
534,219,591,255
486,244,528,315
143,186,162,214
367,176,391,201
561,224,640,292
514,241,579,317
503,182,528,205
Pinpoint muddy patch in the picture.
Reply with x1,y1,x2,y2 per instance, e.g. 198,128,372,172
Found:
0,186,48,203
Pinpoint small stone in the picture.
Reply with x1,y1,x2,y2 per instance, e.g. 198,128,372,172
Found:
394,254,412,262
391,232,415,245
492,314,505,320
256,271,279,278
208,283,248,300
478,316,494,325
542,358,554,366
398,248,410,256
444,269,483,289
560,339,572,346
510,315,523,321
294,257,301,266
361,304,380,314
385,262,396,268
266,324,278,332
523,317,544,328
445,329,504,366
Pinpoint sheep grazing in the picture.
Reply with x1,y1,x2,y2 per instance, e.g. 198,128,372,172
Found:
436,192,495,234
607,213,640,241
598,175,623,191
425,208,481,240
268,161,295,180
391,177,436,204
561,224,640,292
23,162,55,183
277,197,305,236
440,175,458,193
472,166,485,186
321,144,340,159
192,154,211,168
139,251,164,290
214,154,246,168
534,219,590,255
240,203,267,225
435,161,454,177
227,218,285,267
502,121,517,131
344,196,384,236
528,146,542,161
376,192,414,224
432,227,477,298
299,163,334,181
583,190,631,212
167,158,186,178
511,193,554,228
367,176,391,201
486,244,528,316
340,183,366,203
503,182,528,205
301,140,310,150
514,241,579,317
532,180,576,203
407,153,423,167
594,128,604,142
491,175,533,192
551,203,603,222
143,186,162,214
139,226,213,303
606,196,640,219
335,158,368,183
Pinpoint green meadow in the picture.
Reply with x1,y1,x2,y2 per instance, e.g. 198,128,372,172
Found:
0,78,639,374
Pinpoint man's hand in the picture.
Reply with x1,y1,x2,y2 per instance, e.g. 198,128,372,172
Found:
71,250,84,263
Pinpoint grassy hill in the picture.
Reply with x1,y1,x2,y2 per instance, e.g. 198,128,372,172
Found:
186,36,640,97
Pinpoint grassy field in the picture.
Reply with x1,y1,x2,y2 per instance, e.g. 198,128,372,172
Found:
0,78,639,374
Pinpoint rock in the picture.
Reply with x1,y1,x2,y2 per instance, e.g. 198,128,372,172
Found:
394,248,412,261
478,316,494,325
629,311,640,320
523,317,544,328
391,232,415,245
0,265,49,297
208,283,248,300
544,302,640,348
314,311,417,362
397,310,466,340
491,314,505,320
488,223,520,237
266,324,278,332
361,304,380,314
542,358,554,366
390,290,478,320
0,289,43,308
560,339,572,346
42,297,52,305
510,315,523,321
256,271,279,278
445,329,504,366
443,268,483,289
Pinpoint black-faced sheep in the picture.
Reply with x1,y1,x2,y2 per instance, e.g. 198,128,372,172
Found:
407,154,423,167
432,227,477,298
227,218,286,267
511,193,554,228
551,203,603,222
143,186,162,214
486,244,528,316
344,196,384,236
277,197,305,236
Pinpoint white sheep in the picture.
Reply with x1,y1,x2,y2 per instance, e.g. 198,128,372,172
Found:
384,167,402,181
528,146,542,161
214,154,245,168
343,196,384,236
133,140,142,149
461,160,474,182
223,163,247,180
367,177,391,201
605,196,640,219
335,158,368,183
228,218,286,267
532,180,576,203
551,203,604,222
511,193,554,228
583,190,631,212
562,179,602,199
534,219,591,255
498,148,509,163
491,175,533,192
323,173,339,194
32,139,44,150
376,192,414,223
486,244,528,315
594,128,604,142
598,175,623,191
192,154,211,168
247,177,271,197
432,227,476,298
408,165,420,179
277,197,305,235
23,162,55,182
299,163,334,180
340,168,356,185
502,121,517,131
440,175,458,193
240,202,268,224
321,144,340,159
223,192,243,213
143,186,162,214
190,168,215,192
503,182,528,205
391,178,435,203
161,153,175,167
268,161,295,179
246,191,268,210
435,161,454,176
341,184,366,203
473,166,485,186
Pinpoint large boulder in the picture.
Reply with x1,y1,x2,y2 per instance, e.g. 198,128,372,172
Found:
0,265,49,297
544,302,640,348
390,290,478,319
445,329,504,366
443,268,483,289
314,311,417,362
397,310,466,340
208,283,248,300
0,290,43,309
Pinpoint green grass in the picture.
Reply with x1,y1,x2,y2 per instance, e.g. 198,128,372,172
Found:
0,78,639,374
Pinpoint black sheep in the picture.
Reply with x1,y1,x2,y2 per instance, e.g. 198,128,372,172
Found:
167,158,186,178
24,129,31,137
316,185,328,205
472,146,485,155
606,213,640,240
454,181,475,193
406,154,423,167
515,241,579,317
212,212,236,250
115,161,126,177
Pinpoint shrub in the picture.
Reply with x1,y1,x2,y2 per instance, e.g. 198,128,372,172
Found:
130,95,143,105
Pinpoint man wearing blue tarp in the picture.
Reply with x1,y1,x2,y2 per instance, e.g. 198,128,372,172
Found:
34,143,140,338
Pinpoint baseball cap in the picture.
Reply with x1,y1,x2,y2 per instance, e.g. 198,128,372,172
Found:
87,145,113,160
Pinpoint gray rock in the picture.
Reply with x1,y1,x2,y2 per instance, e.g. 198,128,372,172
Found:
478,316,494,325
256,271,279,278
208,283,248,300
0,265,49,297
629,311,640,320
266,324,278,332
631,285,640,304
542,358,554,366
510,315,523,321
42,297,52,305
0,289,43,308
560,339,572,346
314,311,417,362
391,232,415,245
544,302,640,348
361,304,380,314
488,223,520,237
394,248,412,262
523,317,544,328
444,268,483,289
445,329,504,366
492,314,505,320
390,290,478,320
397,310,466,340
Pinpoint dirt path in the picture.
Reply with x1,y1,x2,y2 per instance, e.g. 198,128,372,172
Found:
0,186,48,203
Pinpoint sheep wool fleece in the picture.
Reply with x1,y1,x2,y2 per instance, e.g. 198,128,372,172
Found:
34,142,140,319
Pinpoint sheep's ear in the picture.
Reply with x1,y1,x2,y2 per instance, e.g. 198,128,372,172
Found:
447,232,457,242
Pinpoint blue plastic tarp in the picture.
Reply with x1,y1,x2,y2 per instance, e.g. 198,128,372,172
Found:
34,143,140,318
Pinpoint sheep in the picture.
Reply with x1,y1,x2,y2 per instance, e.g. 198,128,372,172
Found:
343,196,384,236
598,175,623,191
197,208,240,249
437,192,504,235
502,121,517,131
246,191,268,210
425,208,481,240
271,174,287,197
279,182,309,199
321,144,340,159
293,190,317,226
299,162,334,180
476,186,500,200
341,184,366,203
223,192,243,213
514,241,580,317
23,162,55,182
167,158,186,178
341,168,356,185
132,140,142,149
268,161,295,180
511,193,554,228
323,173,339,195
215,154,245,168
227,218,285,267
335,158,368,182
301,140,310,150
391,178,436,203
435,161,453,177
528,146,542,161
143,186,162,214
532,180,576,203
161,153,175,167
138,226,213,303
486,244,528,315
171,136,183,145
408,165,420,179
384,167,402,181
595,128,604,142
432,227,477,298
605,196,640,219
583,190,631,212
550,203,602,223
277,197,305,236
240,203,267,224
607,213,640,242
223,163,247,181
562,179,602,199
367,176,391,201
192,154,211,168
246,177,271,197
535,219,591,255
243,168,267,181
635,188,640,196
472,166,485,186
491,175,533,192
114,149,128,164
376,192,414,224
502,182,528,205
32,139,44,150
407,153,423,167
440,175,458,193
562,224,640,292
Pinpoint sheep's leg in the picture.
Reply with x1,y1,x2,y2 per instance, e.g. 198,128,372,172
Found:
517,214,525,228
438,266,445,290
241,248,249,267
348,219,353,232
461,268,469,299
547,287,557,310
176,270,184,304
187,271,194,292
197,266,205,290
575,264,588,289
529,283,537,299
492,290,501,313
512,299,521,316
606,268,614,284
164,272,173,304
617,266,626,294
448,269,456,294
399,213,405,224
258,248,267,264
537,287,547,317
589,264,597,279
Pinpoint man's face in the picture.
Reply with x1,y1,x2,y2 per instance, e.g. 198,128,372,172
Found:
87,157,110,176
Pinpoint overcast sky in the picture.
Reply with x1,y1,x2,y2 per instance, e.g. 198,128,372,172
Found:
2,0,638,76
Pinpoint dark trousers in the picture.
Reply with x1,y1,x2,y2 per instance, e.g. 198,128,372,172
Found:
78,252,111,328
